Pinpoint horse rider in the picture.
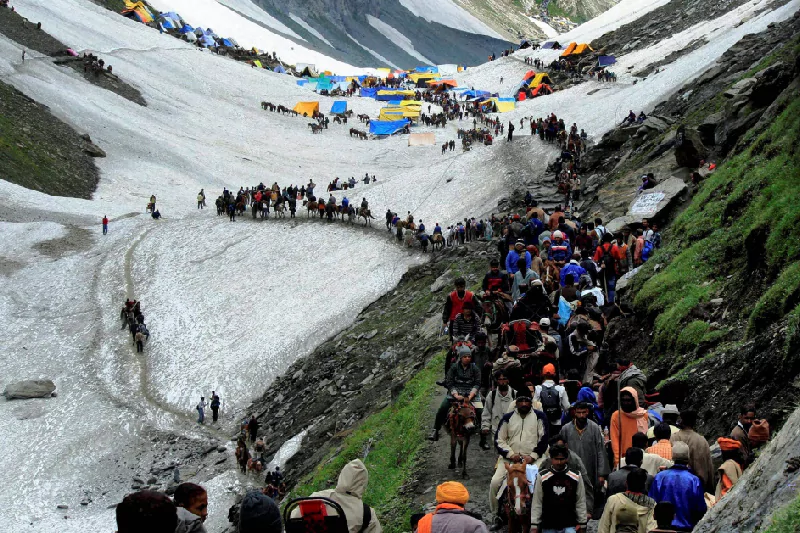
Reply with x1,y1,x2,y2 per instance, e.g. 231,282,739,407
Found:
428,347,482,442
342,196,350,209
361,197,369,210
328,194,337,206
489,391,549,530
442,278,475,342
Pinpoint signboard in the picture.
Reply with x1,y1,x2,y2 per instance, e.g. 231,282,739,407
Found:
630,192,665,216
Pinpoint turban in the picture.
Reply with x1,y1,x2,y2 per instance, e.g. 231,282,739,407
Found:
542,363,556,377
749,419,770,443
436,482,469,505
717,437,742,452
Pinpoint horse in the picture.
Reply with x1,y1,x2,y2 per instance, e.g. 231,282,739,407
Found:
273,199,286,218
235,200,246,216
502,463,532,533
442,143,448,154
445,399,476,478
432,233,444,251
357,114,370,123
359,207,373,226
333,116,343,124
358,131,368,140
235,444,250,474
349,128,360,137
482,296,510,348
325,202,336,222
542,261,562,294
306,200,318,217
346,205,356,224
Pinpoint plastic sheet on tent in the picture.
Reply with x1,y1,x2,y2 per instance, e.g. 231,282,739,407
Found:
296,79,308,86
330,101,347,114
293,101,319,116
360,87,378,98
274,65,286,74
415,66,438,73
598,55,616,67
369,119,409,136
561,42,577,56
178,24,193,34
408,133,435,146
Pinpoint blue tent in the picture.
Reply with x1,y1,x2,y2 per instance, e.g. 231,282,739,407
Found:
360,87,378,98
388,99,402,106
329,76,346,82
330,101,347,114
296,79,308,86
598,55,617,67
221,38,234,47
274,64,286,74
369,119,409,136
462,90,490,98
164,11,182,22
415,66,438,73
160,18,175,29
199,35,216,47
498,97,515,102
179,24,193,34
316,78,333,91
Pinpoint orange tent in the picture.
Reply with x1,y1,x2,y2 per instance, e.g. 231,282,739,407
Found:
531,84,552,97
427,79,457,87
523,70,536,81
571,43,594,55
560,42,577,57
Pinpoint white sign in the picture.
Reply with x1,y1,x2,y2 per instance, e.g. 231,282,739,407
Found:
630,192,665,216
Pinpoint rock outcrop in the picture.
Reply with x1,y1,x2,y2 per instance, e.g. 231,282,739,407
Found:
3,379,56,399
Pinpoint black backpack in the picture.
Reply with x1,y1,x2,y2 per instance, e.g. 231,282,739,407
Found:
540,384,562,422
599,244,615,273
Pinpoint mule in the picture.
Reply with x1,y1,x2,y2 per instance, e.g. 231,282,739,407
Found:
306,200,318,217
503,463,532,533
446,399,476,478
432,233,444,251
359,207,373,226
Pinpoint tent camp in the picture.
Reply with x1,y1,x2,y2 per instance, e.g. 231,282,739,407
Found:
369,119,410,136
408,133,436,146
330,101,347,115
360,87,378,98
297,63,318,77
415,66,438,73
530,83,552,97
560,42,577,57
376,89,415,101
598,55,616,67
293,101,319,117
529,73,552,86
408,72,440,83
519,39,531,49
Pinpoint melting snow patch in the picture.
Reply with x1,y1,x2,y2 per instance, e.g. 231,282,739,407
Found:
289,13,335,48
367,15,434,65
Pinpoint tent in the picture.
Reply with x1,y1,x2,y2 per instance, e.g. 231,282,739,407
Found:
178,24,193,34
183,32,196,43
571,43,594,55
316,78,333,91
159,17,175,30
274,64,287,74
199,35,216,48
495,98,515,112
399,100,423,107
542,40,561,50
427,79,457,87
253,60,263,68
360,87,378,98
561,42,577,57
379,108,420,121
530,73,552,86
221,38,235,47
122,1,153,23
519,39,531,49
530,83,552,97
415,66,438,73
523,70,536,81
462,89,490,99
408,72,440,83
296,79,308,86
369,119,410,136
408,133,436,146
330,101,347,115
598,55,616,67
293,101,319,116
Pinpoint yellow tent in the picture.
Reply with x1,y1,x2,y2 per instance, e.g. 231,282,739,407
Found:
122,1,153,23
571,43,594,55
495,100,515,113
293,101,319,116
408,72,441,83
379,108,420,121
376,67,392,74
252,47,260,54
377,89,416,97
561,42,577,57
408,133,436,146
253,60,263,68
530,73,553,86
399,100,423,107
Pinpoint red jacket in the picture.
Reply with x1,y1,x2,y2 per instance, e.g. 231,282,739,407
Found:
443,290,474,322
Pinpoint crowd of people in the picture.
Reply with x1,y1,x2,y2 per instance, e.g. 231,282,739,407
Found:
120,298,149,353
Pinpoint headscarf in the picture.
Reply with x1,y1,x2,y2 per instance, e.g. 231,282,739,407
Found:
620,387,649,434
436,481,469,505
717,437,742,452
577,386,604,426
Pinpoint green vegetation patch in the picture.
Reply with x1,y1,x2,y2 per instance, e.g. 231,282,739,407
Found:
633,92,800,357
762,492,800,533
291,351,445,533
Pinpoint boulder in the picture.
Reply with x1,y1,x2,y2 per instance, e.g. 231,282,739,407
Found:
751,61,794,107
674,126,707,168
697,112,725,146
639,116,669,134
83,143,106,158
604,125,639,149
723,77,757,99
3,379,56,399
627,177,688,221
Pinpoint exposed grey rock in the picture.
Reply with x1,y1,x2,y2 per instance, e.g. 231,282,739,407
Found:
723,77,757,98
3,379,56,399
675,126,707,168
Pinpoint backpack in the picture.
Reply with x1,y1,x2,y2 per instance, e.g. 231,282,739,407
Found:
540,384,562,422
641,240,655,262
599,244,615,273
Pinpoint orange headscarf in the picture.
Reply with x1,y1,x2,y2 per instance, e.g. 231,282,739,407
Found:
436,481,469,505
717,437,742,452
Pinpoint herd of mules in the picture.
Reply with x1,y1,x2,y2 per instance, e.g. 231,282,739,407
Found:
304,198,375,226
261,101,359,135
216,191,290,219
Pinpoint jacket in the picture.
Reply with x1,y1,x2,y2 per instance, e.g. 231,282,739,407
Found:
303,459,382,533
444,362,481,397
175,507,207,533
715,459,742,500
647,466,706,530
531,467,587,530
481,388,516,433
670,429,714,493
610,388,649,467
483,271,511,294
597,492,656,533
451,313,480,339
550,240,572,262
607,465,654,498
417,506,488,533
505,250,532,275
560,420,609,494
540,450,595,512
494,409,549,460
442,291,475,323
560,261,587,286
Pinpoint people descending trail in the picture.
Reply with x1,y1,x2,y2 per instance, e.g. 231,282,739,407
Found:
210,391,221,422
102,215,108,235
196,396,206,424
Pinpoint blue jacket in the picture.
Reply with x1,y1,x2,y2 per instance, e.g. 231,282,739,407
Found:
560,262,587,286
550,240,572,262
342,197,349,207
433,225,442,234
505,249,532,275
527,219,544,244
648,466,706,530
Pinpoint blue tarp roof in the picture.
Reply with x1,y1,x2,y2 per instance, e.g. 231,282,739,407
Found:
164,11,181,21
297,79,308,86
415,66,438,73
274,65,286,73
598,55,617,67
316,79,333,91
497,97,515,102
329,76,346,82
542,41,556,49
160,18,175,29
179,24,193,34
462,90,490,98
369,119,409,136
330,101,347,114
199,35,215,47
360,87,378,98
388,99,402,106
221,38,234,47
